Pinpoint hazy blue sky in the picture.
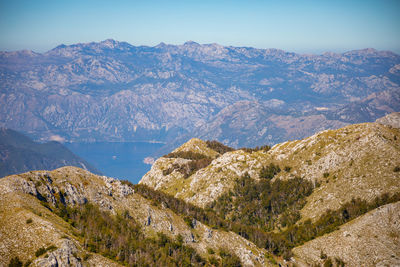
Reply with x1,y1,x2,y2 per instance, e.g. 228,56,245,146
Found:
0,0,399,54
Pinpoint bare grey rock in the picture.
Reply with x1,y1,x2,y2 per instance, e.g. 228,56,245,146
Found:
63,183,87,205
33,240,82,267
376,112,400,128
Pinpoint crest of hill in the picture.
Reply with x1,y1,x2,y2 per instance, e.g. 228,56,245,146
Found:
171,138,221,159
376,112,400,128
140,121,400,223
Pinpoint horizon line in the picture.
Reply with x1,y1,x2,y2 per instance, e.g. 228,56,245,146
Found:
0,39,398,56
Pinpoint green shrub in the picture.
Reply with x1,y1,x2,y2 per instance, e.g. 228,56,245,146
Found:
209,256,218,265
335,257,345,267
120,180,134,187
323,172,330,178
8,257,23,267
259,163,281,179
323,258,333,267
26,218,33,224
35,247,46,257
163,150,209,160
393,166,400,172
284,166,291,172
320,250,327,259
207,247,215,254
206,140,235,154
239,145,271,153
51,202,207,266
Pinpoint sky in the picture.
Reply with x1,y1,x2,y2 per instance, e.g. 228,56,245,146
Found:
0,0,399,54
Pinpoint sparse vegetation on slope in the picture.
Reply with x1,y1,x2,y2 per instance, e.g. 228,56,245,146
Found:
135,178,400,261
210,173,314,231
205,140,235,154
54,202,209,266
164,151,212,160
162,158,213,178
259,163,281,180
239,145,271,154
1,166,270,266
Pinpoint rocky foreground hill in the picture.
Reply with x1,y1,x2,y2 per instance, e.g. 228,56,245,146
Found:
0,168,270,267
1,114,400,266
1,40,400,147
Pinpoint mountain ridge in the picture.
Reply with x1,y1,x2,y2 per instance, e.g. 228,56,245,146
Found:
141,118,400,219
1,40,399,147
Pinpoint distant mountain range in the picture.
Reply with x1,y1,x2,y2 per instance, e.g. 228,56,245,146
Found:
0,128,100,177
1,40,399,147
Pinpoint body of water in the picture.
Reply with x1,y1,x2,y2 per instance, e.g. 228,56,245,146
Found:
66,142,164,184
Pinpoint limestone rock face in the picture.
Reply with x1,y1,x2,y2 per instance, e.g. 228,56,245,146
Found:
33,240,82,267
376,112,400,128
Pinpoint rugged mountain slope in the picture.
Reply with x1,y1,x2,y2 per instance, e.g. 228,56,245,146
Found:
376,111,400,128
0,128,100,177
0,167,270,266
185,101,349,147
1,40,399,146
292,201,400,266
141,121,400,219
140,119,400,266
189,88,400,147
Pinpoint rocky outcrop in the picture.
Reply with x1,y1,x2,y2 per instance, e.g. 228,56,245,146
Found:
33,240,82,267
376,112,400,128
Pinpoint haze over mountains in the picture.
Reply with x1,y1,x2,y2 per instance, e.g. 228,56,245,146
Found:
1,39,400,147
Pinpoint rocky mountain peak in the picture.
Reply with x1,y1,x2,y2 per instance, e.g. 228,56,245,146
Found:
173,138,220,158
100,38,119,47
183,40,200,46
